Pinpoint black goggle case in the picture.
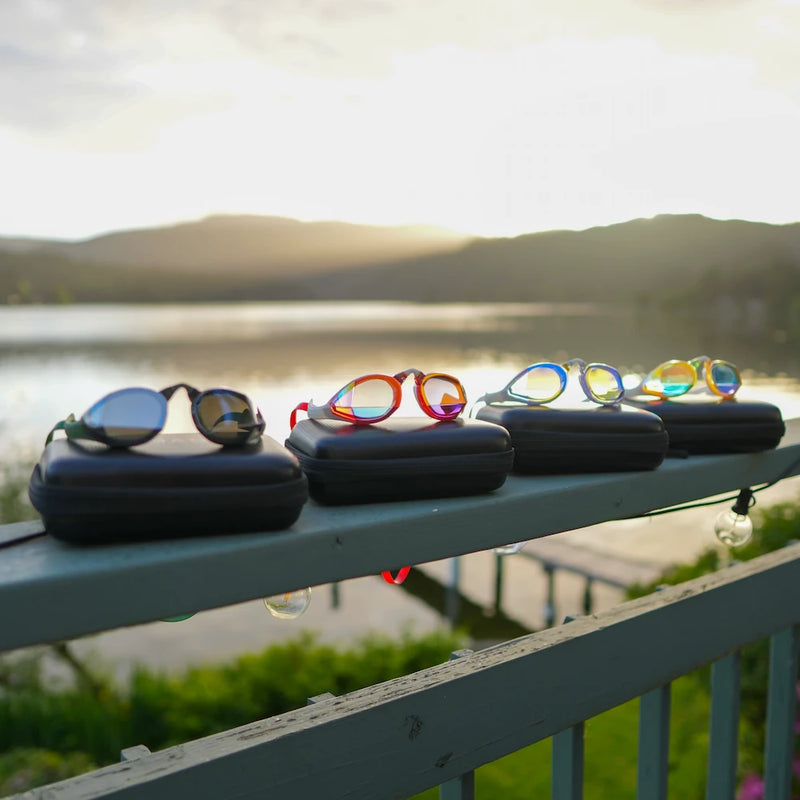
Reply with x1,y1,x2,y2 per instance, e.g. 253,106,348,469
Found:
622,397,785,455
28,433,308,543
474,403,669,474
285,417,514,505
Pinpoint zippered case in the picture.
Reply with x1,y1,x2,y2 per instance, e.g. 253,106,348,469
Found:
28,433,308,543
622,398,785,455
474,403,668,474
285,417,514,505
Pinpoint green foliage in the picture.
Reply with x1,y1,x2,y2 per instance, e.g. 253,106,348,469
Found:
0,465,37,524
0,629,465,773
0,748,97,796
627,494,800,599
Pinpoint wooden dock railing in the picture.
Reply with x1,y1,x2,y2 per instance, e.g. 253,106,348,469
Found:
1,418,799,799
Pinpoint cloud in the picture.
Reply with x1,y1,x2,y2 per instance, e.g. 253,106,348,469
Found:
1,0,799,237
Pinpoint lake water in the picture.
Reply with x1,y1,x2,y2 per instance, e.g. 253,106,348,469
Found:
2,301,799,673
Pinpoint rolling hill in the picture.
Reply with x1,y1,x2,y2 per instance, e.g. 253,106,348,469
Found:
1,213,799,304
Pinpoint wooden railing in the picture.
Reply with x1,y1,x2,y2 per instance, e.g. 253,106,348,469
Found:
1,418,799,799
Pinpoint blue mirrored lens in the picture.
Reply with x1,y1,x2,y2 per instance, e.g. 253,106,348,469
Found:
83,388,166,445
711,362,740,395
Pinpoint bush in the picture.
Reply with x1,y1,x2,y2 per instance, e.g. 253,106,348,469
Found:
0,629,465,777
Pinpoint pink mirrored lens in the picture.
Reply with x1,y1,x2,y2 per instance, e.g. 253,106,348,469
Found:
421,376,466,418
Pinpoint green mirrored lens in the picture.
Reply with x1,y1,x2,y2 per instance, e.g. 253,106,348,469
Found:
585,366,623,403
83,388,165,445
648,362,694,397
509,365,564,402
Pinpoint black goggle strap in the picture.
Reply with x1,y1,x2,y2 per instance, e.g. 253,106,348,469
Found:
160,383,201,401
45,414,98,445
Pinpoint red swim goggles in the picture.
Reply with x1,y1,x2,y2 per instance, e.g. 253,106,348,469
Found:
290,368,467,429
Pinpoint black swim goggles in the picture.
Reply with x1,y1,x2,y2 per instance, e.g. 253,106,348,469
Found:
45,383,265,448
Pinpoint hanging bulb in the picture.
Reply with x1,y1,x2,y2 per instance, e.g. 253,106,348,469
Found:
494,541,528,556
263,588,312,619
714,489,754,548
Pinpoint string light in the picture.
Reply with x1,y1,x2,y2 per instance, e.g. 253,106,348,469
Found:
713,488,755,548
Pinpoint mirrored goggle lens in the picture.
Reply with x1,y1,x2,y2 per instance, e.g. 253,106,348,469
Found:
195,390,258,443
647,362,695,397
509,365,564,402
585,366,623,403
421,376,466,418
710,361,741,396
332,377,396,421
83,388,166,445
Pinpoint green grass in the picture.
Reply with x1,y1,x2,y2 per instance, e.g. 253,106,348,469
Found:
411,675,713,800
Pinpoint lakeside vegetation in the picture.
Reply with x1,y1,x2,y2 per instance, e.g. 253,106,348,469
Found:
2,215,800,346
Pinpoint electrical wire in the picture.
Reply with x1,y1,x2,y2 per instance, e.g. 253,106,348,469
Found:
627,452,800,520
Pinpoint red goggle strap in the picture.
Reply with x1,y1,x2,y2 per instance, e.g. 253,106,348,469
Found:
382,566,411,585
290,402,309,430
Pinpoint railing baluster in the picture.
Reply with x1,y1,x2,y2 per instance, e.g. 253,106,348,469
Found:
440,649,476,800
552,723,585,800
763,625,800,800
637,683,671,800
705,652,741,799
440,772,475,800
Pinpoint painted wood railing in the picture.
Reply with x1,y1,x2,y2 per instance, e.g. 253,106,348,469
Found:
1,418,799,799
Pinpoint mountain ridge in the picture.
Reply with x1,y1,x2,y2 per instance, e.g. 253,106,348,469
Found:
1,213,799,305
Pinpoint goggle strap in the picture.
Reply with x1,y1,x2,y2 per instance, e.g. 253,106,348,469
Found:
45,420,67,445
290,403,309,430
382,567,411,585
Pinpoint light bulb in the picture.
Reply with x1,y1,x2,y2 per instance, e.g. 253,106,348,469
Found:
713,489,754,548
263,588,312,619
714,509,753,547
494,541,527,555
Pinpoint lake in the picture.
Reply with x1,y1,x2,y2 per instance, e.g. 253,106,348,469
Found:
2,301,799,674
3,300,800,462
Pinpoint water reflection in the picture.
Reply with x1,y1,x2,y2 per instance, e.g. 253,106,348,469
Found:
1,301,799,464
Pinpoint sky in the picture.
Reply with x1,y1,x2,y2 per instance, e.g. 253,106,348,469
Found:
1,0,799,240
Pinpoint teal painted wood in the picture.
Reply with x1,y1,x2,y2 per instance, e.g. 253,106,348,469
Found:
636,684,671,800
31,544,800,800
2,419,799,653
763,625,800,800
552,723,584,800
705,652,741,800
439,772,475,800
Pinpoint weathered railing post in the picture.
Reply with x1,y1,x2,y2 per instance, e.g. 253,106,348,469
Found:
705,651,741,799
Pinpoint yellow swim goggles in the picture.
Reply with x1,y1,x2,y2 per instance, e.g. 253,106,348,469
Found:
626,355,741,400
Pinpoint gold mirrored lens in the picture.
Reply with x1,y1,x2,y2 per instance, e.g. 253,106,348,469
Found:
585,366,622,402
195,391,256,442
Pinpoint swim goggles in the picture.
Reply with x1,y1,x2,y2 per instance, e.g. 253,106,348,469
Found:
624,356,741,400
474,358,624,408
290,368,467,428
45,383,265,448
